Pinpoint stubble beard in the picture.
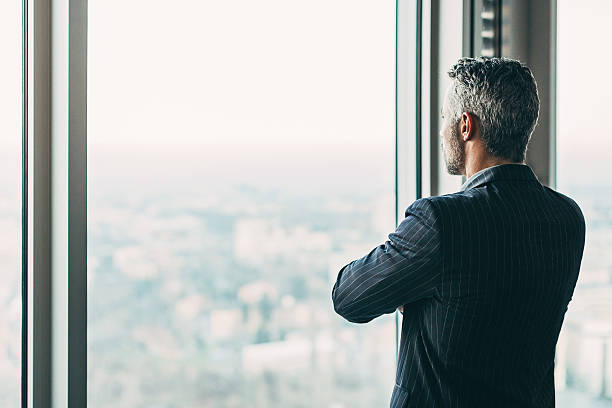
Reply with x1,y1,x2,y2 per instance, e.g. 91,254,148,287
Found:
443,124,465,176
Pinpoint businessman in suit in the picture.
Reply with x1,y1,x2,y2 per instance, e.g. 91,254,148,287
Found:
331,57,586,407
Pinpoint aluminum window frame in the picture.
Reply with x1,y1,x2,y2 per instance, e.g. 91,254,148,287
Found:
28,0,87,406
22,0,29,404
395,0,418,361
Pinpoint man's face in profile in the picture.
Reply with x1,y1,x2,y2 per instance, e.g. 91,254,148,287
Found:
440,83,465,176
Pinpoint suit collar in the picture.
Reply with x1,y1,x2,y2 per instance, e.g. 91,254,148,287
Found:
460,163,538,191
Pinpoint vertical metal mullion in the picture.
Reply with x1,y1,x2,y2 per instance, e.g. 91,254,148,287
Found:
30,0,88,405
29,0,52,405
22,0,29,405
394,0,399,364
42,0,88,405
463,0,475,57
420,0,432,199
50,0,88,405
67,0,88,403
416,0,423,200
549,0,557,189
470,0,475,56
395,0,418,365
495,0,502,56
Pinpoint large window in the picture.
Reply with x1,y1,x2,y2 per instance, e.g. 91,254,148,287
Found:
0,0,23,406
88,1,396,406
556,1,612,406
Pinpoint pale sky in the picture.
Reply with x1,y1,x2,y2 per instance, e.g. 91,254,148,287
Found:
88,0,396,194
0,0,23,399
2,0,611,195
0,0,21,191
556,0,612,188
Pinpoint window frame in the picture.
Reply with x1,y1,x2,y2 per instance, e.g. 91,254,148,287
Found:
22,0,29,404
25,0,557,406
28,0,87,405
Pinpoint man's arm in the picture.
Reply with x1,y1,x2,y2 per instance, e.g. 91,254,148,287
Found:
331,199,441,323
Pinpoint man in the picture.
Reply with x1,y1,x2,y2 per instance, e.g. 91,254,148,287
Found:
331,57,585,407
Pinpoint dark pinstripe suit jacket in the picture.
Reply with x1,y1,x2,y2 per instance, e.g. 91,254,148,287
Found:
331,164,586,407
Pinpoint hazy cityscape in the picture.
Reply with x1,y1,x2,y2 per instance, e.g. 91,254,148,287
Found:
554,185,612,407
86,184,397,407
0,192,21,407
1,181,611,407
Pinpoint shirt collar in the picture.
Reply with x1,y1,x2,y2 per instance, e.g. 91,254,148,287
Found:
459,163,537,192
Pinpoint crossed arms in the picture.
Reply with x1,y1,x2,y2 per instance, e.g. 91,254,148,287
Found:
331,199,442,323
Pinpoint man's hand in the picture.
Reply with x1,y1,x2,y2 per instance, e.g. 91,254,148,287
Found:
398,305,404,314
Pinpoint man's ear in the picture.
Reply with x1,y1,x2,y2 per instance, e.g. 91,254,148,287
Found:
460,112,475,142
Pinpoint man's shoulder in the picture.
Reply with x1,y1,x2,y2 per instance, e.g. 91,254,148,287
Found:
411,190,482,210
404,193,476,222
413,184,585,228
542,186,586,226
409,186,529,221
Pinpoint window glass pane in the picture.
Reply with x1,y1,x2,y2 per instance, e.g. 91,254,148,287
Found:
556,1,612,406
0,0,22,406
88,1,396,406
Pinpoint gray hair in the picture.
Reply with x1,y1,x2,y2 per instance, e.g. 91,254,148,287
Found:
447,57,540,162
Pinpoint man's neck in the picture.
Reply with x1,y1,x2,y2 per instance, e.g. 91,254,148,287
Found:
464,157,521,179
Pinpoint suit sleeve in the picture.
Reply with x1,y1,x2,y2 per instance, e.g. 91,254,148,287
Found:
331,199,441,323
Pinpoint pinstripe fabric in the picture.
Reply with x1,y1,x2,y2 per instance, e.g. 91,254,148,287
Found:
331,164,586,407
